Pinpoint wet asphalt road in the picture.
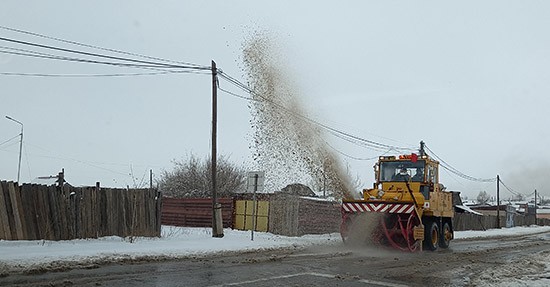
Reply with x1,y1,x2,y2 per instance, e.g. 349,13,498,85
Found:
2,231,549,287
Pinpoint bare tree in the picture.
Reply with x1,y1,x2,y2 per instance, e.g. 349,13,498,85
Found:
158,154,245,198
477,190,490,205
513,193,525,202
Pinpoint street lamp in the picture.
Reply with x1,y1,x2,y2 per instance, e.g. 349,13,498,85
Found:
5,115,23,183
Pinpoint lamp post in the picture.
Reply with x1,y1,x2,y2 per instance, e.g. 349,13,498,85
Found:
5,116,23,183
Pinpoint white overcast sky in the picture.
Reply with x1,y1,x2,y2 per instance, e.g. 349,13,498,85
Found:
1,1,549,199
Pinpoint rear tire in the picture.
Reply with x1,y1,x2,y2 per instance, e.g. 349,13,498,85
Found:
439,221,452,249
424,220,439,251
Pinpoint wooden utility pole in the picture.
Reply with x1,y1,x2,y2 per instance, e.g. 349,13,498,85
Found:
251,174,258,241
211,60,223,238
496,175,500,228
534,189,538,225
149,169,153,190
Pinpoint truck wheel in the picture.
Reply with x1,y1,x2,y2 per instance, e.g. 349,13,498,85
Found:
439,222,452,249
424,221,439,251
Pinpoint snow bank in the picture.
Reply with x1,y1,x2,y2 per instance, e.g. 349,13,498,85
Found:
0,225,549,276
454,225,550,240
0,226,340,274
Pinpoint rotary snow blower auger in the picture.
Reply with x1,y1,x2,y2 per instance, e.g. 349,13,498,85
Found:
340,141,455,252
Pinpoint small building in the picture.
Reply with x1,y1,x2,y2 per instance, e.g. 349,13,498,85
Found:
537,208,550,220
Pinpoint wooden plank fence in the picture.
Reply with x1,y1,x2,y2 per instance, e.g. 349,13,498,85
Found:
161,197,234,228
453,212,550,231
0,181,161,240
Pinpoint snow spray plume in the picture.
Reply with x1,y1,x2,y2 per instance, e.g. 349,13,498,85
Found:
241,31,357,199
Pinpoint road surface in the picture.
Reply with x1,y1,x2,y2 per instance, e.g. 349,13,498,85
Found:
1,231,549,286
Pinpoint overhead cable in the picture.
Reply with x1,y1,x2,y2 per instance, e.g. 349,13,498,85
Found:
0,48,190,69
0,71,209,77
0,134,21,147
324,140,391,161
498,178,522,197
0,36,209,70
425,144,496,183
217,71,415,153
0,25,204,67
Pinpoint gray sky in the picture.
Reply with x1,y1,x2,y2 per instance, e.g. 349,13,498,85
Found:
1,1,549,200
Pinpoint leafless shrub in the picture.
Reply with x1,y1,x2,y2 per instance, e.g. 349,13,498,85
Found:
158,154,245,198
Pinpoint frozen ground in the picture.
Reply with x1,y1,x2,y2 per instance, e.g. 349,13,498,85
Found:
1,225,549,286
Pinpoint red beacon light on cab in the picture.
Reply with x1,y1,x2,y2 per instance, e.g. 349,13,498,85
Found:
399,153,419,162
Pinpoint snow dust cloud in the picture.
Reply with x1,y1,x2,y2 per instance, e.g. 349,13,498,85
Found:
241,31,357,199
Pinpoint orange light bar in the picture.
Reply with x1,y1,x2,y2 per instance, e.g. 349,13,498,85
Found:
399,154,418,160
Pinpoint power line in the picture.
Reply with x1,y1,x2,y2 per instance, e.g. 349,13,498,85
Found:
0,35,209,70
218,86,259,101
425,145,531,198
498,178,522,197
424,144,496,183
0,25,204,67
217,71,415,153
23,141,32,183
0,45,203,74
324,140,389,161
0,70,208,77
24,142,161,168
523,190,536,198
218,79,397,152
0,45,207,75
218,76,405,153
0,48,192,70
0,134,21,147
440,166,467,187
27,152,133,178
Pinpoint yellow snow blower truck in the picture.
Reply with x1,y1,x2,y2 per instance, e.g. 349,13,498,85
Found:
340,142,454,251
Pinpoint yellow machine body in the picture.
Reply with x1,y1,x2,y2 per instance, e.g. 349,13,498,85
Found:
359,155,454,218
341,150,455,251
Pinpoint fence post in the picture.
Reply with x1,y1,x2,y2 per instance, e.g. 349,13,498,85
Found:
8,182,25,239
0,181,11,240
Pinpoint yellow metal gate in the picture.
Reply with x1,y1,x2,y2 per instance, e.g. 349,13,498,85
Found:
234,200,269,232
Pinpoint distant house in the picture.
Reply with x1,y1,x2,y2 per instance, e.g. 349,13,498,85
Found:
537,208,550,219
470,205,507,217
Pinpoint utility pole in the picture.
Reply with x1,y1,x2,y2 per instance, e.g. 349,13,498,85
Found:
251,174,258,241
5,116,23,183
323,173,327,198
496,175,500,228
150,169,153,190
211,60,223,238
58,168,64,188
534,189,538,225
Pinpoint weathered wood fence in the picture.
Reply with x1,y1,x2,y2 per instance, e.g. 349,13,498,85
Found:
159,193,550,236
161,197,233,228
268,194,341,236
452,212,550,231
0,181,161,240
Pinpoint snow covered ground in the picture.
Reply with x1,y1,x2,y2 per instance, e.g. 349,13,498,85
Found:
0,227,341,270
1,225,549,285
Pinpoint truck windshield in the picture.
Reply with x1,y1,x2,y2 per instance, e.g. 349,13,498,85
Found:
380,160,425,182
